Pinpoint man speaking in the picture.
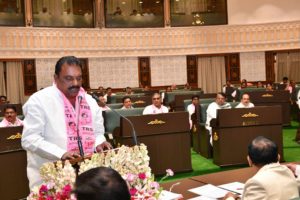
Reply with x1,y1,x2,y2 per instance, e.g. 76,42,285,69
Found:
22,56,111,189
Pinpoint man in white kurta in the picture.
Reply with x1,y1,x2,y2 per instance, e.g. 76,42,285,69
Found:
143,93,168,115
22,56,110,190
206,93,231,144
187,95,200,129
235,93,255,108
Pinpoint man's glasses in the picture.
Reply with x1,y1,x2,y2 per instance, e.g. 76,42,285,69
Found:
152,98,160,100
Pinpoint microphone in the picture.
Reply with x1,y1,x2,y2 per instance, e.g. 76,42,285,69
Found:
76,96,85,157
91,93,139,145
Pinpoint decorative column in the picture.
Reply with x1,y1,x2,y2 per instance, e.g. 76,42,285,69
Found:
25,0,33,27
164,0,170,27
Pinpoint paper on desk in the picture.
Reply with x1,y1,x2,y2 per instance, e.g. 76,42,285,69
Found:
187,196,217,200
188,184,228,199
158,190,183,200
218,182,244,195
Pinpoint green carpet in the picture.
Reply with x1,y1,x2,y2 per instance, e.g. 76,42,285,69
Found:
160,121,300,183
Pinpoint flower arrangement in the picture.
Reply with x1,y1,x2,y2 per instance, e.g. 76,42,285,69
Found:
28,144,174,200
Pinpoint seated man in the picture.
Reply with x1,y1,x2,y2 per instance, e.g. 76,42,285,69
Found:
206,93,231,144
74,167,130,200
121,96,133,109
143,93,168,115
222,81,236,102
125,87,134,95
103,87,116,103
0,105,23,127
187,95,200,129
0,95,8,104
224,136,299,200
98,94,111,111
235,93,255,108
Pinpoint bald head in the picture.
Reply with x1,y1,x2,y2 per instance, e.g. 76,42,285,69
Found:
248,136,278,166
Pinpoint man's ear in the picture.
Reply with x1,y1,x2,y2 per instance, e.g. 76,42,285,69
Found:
247,155,253,167
54,74,58,82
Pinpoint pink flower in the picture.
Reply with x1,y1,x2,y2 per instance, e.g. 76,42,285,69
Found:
126,173,136,182
138,173,146,180
166,169,174,176
39,185,48,195
129,188,138,196
150,181,160,190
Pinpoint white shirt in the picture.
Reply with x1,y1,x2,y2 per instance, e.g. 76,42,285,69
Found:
143,104,169,115
235,102,255,108
205,102,231,145
22,86,106,189
187,104,196,129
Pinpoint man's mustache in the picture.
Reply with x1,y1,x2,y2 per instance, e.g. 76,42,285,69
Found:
68,86,80,90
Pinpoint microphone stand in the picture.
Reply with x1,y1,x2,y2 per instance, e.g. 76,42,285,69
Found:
91,93,139,145
76,96,85,157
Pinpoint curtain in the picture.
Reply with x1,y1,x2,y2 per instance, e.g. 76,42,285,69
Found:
6,62,25,104
197,56,226,93
276,52,300,82
0,62,6,96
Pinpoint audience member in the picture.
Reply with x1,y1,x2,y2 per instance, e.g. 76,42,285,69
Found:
0,105,23,127
121,96,133,109
113,7,122,16
98,94,111,111
187,95,200,129
266,83,273,91
170,84,177,90
125,87,134,95
206,93,231,144
224,136,299,200
104,87,116,103
74,167,130,200
98,86,105,94
256,81,264,88
281,76,289,85
143,93,168,115
235,93,254,108
21,56,111,189
0,95,8,104
222,81,236,102
184,82,191,89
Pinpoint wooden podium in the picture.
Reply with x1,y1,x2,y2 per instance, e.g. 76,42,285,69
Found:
212,106,283,166
248,90,290,126
0,126,29,199
114,112,192,175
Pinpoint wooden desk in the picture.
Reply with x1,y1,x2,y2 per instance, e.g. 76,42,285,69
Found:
190,167,257,185
161,167,256,199
115,112,192,175
0,126,29,199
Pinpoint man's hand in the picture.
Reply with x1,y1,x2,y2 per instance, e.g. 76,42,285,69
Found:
222,192,239,200
61,151,81,161
96,141,112,152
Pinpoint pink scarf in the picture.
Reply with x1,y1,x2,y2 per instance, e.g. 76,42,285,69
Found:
60,87,95,155
0,118,23,127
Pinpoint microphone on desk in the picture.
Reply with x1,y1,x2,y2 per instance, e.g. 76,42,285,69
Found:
91,93,139,145
76,96,85,158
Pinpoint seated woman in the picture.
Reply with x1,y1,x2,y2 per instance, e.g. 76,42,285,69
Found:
74,167,130,200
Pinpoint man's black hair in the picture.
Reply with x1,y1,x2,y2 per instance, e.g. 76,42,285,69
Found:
74,167,130,200
55,56,82,76
248,136,278,166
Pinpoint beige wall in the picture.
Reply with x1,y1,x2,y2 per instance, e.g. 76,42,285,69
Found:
240,52,266,82
228,0,300,24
